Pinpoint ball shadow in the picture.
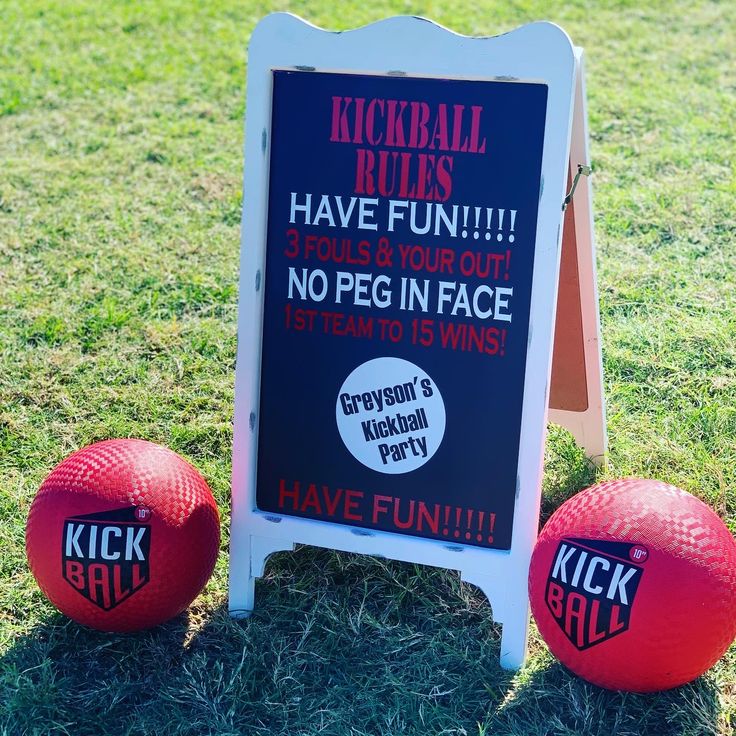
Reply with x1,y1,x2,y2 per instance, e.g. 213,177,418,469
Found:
0,608,191,734
486,655,724,736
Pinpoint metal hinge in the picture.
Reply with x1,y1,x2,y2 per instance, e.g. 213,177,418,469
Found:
562,163,592,211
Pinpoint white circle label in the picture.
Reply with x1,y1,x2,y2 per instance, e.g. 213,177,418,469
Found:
336,357,446,474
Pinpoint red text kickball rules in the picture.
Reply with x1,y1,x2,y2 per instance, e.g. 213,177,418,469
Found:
26,439,220,632
528,479,736,692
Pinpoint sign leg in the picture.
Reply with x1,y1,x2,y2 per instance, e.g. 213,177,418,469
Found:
229,579,255,618
463,571,530,670
229,534,294,617
499,609,530,670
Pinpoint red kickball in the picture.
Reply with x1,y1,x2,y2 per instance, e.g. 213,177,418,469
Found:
528,478,736,692
26,439,220,632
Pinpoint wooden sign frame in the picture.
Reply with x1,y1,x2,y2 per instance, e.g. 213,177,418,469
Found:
229,13,602,670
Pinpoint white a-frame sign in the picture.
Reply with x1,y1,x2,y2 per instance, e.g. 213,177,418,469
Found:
229,13,606,669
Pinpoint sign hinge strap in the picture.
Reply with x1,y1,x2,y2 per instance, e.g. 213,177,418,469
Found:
562,164,592,211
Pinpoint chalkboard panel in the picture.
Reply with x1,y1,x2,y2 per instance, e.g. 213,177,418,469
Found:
256,70,547,550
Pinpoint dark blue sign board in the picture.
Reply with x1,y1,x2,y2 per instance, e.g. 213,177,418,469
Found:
256,70,547,550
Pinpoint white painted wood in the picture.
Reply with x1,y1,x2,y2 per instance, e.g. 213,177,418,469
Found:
230,13,577,670
548,49,608,467
461,568,530,669
229,533,294,617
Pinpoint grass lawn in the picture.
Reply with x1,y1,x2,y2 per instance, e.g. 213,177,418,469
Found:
1,0,735,734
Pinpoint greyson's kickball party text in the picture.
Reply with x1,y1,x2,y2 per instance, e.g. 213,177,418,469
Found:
256,70,548,549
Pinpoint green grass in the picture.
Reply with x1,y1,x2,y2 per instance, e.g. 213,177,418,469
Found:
1,0,735,733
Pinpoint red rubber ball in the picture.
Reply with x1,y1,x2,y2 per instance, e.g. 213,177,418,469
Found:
26,439,220,632
529,478,736,692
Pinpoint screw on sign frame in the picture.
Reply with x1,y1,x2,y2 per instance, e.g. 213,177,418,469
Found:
229,13,605,670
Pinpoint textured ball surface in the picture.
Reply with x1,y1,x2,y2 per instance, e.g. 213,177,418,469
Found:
26,439,220,631
529,478,736,692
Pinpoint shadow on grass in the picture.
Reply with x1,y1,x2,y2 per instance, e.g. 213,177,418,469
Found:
0,546,724,736
486,657,724,736
0,610,192,735
0,431,714,736
1,548,515,736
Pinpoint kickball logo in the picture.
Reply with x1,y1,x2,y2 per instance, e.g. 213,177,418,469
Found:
61,506,151,610
545,538,646,650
